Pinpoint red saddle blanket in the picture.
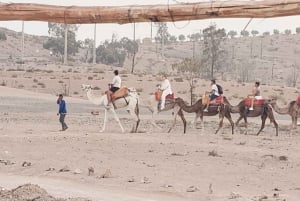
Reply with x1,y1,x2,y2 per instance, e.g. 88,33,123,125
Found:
166,93,175,100
244,98,265,107
209,96,224,104
297,96,300,106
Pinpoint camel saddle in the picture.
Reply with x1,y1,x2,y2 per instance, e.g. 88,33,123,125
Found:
111,87,129,101
155,90,174,101
244,97,265,107
202,95,224,105
297,96,300,106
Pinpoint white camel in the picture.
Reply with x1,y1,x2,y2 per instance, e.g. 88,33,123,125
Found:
81,84,140,133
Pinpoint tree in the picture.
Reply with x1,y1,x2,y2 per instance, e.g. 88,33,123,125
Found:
178,34,185,42
120,37,138,57
284,29,292,35
273,29,279,35
169,35,177,43
43,23,80,61
0,31,6,41
240,30,249,37
227,30,237,39
286,63,299,87
187,33,201,41
172,58,201,104
296,27,300,34
155,22,170,57
262,31,270,36
95,37,138,67
82,38,94,63
202,24,227,79
251,30,259,37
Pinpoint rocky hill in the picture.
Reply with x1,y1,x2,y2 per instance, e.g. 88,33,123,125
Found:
1,27,300,88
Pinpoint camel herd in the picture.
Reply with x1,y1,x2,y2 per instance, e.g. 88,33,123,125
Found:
81,84,299,135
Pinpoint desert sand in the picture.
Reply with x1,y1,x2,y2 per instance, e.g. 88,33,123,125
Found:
0,66,300,201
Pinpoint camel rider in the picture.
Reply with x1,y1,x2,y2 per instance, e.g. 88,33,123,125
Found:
159,74,172,110
106,70,121,106
203,79,219,112
249,81,261,110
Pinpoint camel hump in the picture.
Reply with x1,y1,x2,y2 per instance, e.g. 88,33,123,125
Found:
112,87,129,100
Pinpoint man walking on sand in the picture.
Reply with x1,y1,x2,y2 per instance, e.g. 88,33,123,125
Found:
57,94,68,131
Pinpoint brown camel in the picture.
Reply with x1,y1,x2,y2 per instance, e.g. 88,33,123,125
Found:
269,99,300,129
223,97,279,136
173,97,234,134
143,95,187,133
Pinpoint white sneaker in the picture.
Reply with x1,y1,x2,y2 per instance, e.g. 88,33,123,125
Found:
160,106,165,110
203,108,208,112
249,107,254,111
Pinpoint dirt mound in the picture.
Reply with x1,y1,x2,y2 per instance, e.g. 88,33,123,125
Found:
0,183,91,201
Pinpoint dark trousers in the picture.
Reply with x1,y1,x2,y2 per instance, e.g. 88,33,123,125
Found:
59,113,68,130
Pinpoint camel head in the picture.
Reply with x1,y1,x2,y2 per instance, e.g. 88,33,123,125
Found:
81,84,93,92
266,95,280,104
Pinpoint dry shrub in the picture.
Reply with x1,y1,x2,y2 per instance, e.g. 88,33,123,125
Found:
136,88,143,93
174,77,183,82
278,156,288,161
208,150,221,157
88,76,93,80
37,82,45,88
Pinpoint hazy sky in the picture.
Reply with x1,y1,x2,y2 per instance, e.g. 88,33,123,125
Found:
1,0,300,45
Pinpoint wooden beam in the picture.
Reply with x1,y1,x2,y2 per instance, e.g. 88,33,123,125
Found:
0,1,300,24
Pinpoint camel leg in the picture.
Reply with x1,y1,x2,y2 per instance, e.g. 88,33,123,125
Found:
235,115,243,134
169,107,186,133
225,110,234,135
100,109,108,133
215,110,224,134
150,110,161,129
257,114,267,136
110,108,125,133
178,109,187,134
244,116,248,135
268,111,279,136
168,106,179,133
291,113,297,129
200,112,205,134
127,108,140,133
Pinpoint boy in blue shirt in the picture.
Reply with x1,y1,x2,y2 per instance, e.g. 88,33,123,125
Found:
57,94,68,131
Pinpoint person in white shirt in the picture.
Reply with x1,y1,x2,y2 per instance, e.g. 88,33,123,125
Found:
248,81,261,110
159,74,172,110
204,79,219,112
106,70,121,105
